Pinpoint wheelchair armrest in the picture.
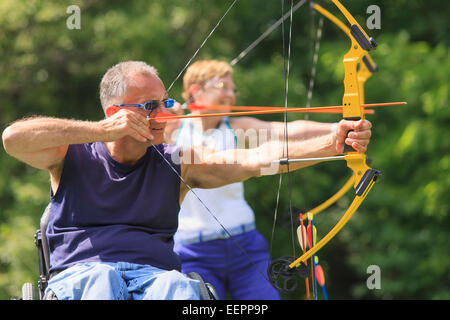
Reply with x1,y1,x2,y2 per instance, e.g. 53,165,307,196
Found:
40,203,52,273
187,272,218,300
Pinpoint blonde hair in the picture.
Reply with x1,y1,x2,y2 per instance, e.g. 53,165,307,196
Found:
182,60,233,101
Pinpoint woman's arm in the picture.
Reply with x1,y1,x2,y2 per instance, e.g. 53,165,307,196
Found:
230,116,336,143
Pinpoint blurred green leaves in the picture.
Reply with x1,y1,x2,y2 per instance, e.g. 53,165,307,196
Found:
0,0,448,299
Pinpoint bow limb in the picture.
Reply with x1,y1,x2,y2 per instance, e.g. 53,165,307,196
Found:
331,0,375,44
289,186,367,268
303,175,355,219
313,2,350,37
313,2,378,105
289,157,379,269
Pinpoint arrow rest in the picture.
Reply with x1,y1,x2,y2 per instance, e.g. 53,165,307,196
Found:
267,256,309,292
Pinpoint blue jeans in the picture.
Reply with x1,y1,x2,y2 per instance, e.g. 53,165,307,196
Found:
45,262,200,300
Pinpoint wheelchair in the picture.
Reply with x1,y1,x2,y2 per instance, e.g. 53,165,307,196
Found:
18,204,218,300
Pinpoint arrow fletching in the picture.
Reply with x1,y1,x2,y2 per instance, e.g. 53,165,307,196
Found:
297,225,308,251
307,224,317,248
315,264,326,286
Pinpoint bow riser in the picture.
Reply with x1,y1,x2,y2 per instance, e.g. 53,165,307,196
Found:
345,153,370,188
358,55,378,102
342,49,366,121
332,0,377,153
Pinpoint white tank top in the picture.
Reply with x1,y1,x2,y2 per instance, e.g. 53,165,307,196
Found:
174,117,256,244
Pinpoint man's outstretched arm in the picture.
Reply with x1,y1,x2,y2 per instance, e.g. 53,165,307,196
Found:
180,119,372,197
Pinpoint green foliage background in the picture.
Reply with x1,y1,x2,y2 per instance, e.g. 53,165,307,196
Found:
0,0,448,299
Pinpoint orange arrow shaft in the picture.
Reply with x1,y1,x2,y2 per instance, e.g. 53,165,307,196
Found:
192,105,352,113
151,107,360,121
188,101,406,112
150,101,408,121
106,101,406,122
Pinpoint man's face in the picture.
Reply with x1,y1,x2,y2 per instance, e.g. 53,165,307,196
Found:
122,73,168,144
194,75,236,112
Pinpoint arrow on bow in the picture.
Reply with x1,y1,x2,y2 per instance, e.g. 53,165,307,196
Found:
136,101,405,122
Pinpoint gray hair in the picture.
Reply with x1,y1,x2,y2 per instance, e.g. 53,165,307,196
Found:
99,61,159,114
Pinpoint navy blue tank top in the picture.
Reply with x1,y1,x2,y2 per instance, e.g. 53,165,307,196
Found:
47,142,181,273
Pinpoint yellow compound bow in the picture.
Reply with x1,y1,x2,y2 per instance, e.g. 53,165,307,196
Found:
268,0,381,291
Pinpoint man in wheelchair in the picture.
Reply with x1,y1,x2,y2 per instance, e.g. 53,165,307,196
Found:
2,61,372,300
22,203,216,300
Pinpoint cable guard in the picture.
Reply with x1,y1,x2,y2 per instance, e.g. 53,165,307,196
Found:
267,256,309,292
